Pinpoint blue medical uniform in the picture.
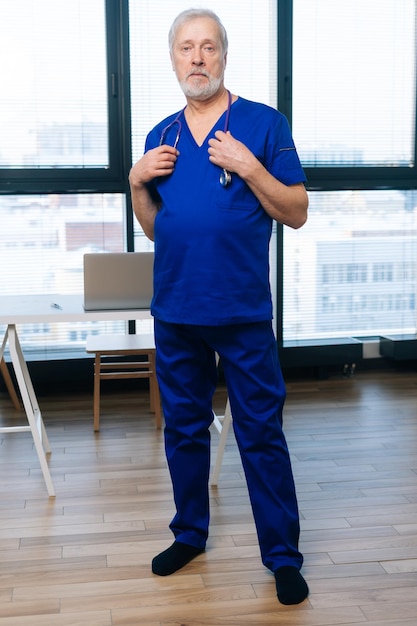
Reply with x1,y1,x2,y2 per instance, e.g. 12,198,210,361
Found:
144,97,306,572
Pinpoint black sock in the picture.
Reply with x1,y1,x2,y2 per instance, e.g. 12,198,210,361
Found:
274,566,309,605
152,541,205,576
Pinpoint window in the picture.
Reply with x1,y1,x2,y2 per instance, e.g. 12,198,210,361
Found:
293,0,416,172
0,1,130,360
0,193,128,359
373,263,394,283
283,190,417,340
1,0,417,366
0,0,125,192
0,1,107,170
284,0,417,344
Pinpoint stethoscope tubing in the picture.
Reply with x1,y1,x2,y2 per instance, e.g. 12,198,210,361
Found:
159,90,233,187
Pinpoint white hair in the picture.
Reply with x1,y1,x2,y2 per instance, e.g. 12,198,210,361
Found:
168,8,228,56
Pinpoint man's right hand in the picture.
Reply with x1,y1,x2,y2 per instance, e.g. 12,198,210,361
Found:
129,146,179,186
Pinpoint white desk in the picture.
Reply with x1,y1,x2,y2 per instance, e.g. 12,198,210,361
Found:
0,295,152,497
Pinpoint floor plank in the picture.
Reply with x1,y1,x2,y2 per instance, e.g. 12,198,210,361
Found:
1,367,417,624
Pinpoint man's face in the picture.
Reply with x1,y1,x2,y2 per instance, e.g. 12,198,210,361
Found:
171,16,227,100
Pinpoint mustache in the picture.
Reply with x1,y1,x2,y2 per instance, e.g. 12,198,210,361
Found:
186,69,210,78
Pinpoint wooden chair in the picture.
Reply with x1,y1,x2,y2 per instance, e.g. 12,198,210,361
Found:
0,357,21,410
86,333,162,431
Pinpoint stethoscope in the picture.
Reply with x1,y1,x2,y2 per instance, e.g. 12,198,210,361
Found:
159,90,232,187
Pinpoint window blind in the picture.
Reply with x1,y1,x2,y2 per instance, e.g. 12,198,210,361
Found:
0,1,128,360
284,0,417,342
292,0,416,167
284,189,417,341
0,0,108,169
0,193,127,359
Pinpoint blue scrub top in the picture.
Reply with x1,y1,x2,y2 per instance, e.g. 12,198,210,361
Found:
144,96,306,326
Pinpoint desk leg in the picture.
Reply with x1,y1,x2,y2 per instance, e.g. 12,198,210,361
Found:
6,325,55,497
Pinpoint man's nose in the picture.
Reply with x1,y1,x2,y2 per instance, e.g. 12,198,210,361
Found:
192,51,204,65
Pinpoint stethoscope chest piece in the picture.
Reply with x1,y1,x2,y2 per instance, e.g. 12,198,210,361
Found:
220,168,232,187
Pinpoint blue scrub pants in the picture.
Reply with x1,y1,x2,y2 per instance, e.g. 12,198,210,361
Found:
154,318,303,572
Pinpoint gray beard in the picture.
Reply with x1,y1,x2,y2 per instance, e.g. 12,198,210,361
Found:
179,75,223,100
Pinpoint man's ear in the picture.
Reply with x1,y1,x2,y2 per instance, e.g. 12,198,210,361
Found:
170,52,175,71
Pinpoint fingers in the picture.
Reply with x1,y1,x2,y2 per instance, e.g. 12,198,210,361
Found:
208,130,228,146
158,145,180,158
208,132,231,167
131,146,179,184
154,146,179,174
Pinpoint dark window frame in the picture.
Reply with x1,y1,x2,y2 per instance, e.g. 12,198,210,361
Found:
0,0,131,196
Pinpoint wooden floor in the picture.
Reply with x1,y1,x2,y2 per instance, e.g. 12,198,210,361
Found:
1,367,417,625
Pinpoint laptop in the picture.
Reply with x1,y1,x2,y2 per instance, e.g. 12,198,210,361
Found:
83,251,154,311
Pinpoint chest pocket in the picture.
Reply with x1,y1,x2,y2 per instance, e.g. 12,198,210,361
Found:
215,173,259,211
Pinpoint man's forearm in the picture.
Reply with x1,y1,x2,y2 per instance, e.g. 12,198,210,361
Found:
243,160,308,230
129,180,158,241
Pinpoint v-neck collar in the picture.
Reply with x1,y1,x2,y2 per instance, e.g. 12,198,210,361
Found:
181,93,237,148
